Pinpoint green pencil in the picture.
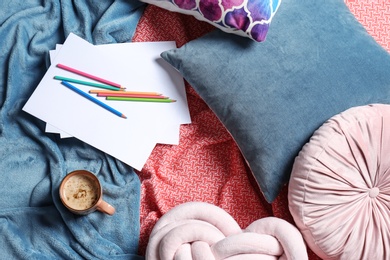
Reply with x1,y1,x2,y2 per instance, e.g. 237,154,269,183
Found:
106,96,176,103
54,76,124,91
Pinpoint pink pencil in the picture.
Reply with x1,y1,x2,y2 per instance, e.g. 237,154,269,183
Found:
57,64,123,89
97,93,169,99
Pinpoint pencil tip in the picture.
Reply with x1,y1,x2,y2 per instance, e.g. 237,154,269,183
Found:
122,114,127,119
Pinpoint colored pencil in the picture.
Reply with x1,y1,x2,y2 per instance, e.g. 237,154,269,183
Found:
106,96,176,103
57,64,123,89
89,89,162,96
61,81,127,119
54,76,124,91
97,93,169,99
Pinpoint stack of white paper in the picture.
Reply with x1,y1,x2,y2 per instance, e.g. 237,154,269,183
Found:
23,33,191,170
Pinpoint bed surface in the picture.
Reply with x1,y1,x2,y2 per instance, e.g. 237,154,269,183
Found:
0,0,389,259
133,0,390,257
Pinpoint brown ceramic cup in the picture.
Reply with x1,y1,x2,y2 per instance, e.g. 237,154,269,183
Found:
59,170,115,215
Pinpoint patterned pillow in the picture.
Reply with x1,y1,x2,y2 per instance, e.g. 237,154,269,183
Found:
139,0,282,42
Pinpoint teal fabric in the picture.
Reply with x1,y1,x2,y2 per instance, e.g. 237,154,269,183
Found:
0,0,145,259
161,0,390,202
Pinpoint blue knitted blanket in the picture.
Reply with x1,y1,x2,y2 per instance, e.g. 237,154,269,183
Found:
0,1,146,259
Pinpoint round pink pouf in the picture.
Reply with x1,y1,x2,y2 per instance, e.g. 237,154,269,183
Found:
288,104,390,260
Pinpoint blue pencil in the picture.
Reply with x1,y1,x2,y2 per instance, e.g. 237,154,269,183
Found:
61,81,127,119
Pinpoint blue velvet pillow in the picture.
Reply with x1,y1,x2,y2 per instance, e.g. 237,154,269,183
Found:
161,0,390,202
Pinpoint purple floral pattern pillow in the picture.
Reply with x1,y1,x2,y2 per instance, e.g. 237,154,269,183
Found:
140,0,282,42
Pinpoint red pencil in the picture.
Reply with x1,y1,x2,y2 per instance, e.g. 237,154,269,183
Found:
89,89,162,95
57,64,123,89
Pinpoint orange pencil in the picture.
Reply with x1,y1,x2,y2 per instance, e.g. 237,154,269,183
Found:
97,93,169,99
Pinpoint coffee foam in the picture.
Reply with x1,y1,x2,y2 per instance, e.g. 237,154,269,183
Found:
63,175,99,210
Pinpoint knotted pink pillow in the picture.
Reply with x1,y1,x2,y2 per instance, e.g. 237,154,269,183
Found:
146,201,308,259
288,104,390,260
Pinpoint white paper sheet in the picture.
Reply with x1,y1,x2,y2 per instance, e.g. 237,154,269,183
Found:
46,42,184,143
23,33,190,170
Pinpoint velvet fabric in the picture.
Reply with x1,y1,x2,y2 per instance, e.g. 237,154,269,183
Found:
0,0,145,258
288,104,390,260
161,0,390,202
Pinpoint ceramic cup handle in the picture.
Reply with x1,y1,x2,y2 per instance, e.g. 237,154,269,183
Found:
97,200,116,215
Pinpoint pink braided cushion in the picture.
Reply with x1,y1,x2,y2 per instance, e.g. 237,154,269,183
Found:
146,202,308,259
288,104,390,259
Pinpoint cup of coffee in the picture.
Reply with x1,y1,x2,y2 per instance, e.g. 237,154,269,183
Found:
59,170,115,215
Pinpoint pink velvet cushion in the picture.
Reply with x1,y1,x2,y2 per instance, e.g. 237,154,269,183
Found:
288,104,390,260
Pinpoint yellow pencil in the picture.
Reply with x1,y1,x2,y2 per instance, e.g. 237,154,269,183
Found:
107,96,176,103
